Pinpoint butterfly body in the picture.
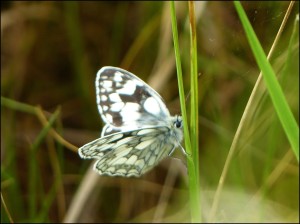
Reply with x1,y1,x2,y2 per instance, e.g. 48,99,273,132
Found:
78,66,185,177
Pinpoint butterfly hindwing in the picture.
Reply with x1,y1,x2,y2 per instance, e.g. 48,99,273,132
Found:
78,126,175,177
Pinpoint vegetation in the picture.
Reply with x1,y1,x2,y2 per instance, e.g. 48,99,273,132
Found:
1,1,299,222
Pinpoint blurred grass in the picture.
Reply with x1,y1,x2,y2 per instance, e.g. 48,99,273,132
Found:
1,1,299,223
235,1,298,161
208,2,299,221
28,107,60,220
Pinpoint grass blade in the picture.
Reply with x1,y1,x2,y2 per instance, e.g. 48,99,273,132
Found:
29,107,61,219
234,1,299,161
188,1,201,222
170,2,201,222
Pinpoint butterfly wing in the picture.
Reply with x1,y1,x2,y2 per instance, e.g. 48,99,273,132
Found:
96,66,171,136
78,126,176,177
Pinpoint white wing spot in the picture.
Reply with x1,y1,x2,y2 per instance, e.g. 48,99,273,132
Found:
101,95,108,101
106,114,113,123
109,93,122,102
99,143,114,151
135,159,145,170
114,146,133,158
126,102,140,110
102,105,109,111
110,102,125,112
154,145,162,155
126,155,138,165
101,75,108,80
102,80,113,88
114,71,123,82
111,157,127,165
107,167,116,173
116,80,136,95
119,103,141,120
135,139,155,150
144,97,161,115
137,129,155,135
145,152,151,161
117,169,127,174
88,145,99,151
122,102,140,112
148,156,156,166
114,137,135,148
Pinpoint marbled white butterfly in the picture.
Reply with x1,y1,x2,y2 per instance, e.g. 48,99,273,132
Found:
78,66,186,177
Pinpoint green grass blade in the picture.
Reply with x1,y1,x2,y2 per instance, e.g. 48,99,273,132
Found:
1,96,36,115
188,1,201,222
234,1,299,161
29,107,61,219
170,2,192,157
37,182,58,222
170,2,201,222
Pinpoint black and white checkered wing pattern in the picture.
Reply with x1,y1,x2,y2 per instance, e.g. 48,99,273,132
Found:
78,127,176,177
78,66,185,177
96,66,170,136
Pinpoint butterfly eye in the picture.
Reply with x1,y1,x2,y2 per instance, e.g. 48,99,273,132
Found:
174,119,182,128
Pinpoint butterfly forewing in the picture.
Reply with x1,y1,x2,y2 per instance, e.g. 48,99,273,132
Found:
96,67,170,136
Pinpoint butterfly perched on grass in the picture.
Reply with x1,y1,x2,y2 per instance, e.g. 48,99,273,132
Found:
78,66,186,177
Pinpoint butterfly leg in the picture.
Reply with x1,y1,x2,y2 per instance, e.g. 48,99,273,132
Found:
168,145,177,156
178,143,190,156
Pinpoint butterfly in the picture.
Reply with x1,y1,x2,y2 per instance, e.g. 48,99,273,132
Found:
78,66,186,177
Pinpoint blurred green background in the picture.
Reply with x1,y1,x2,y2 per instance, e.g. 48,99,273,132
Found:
1,1,299,223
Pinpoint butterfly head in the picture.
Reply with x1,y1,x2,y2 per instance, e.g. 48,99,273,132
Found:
173,115,183,129
168,115,185,155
